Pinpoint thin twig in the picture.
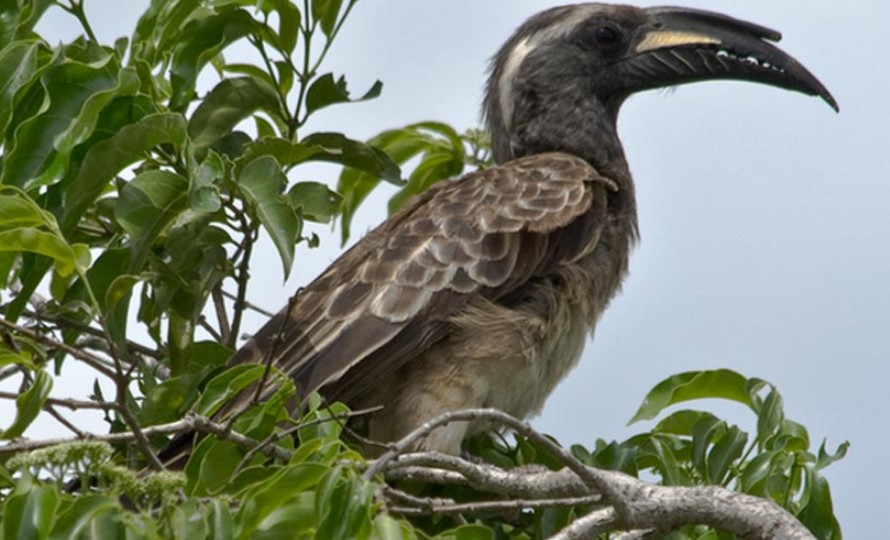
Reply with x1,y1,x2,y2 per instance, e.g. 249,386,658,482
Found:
211,285,231,344
228,205,257,348
0,318,116,379
0,414,293,463
0,391,119,411
220,289,275,318
45,405,86,437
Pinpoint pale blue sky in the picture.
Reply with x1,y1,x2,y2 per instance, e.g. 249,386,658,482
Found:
8,1,887,537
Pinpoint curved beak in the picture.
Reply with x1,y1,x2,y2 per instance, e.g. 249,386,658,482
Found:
611,6,838,111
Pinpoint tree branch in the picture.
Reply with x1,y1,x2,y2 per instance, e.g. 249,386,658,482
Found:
368,408,815,540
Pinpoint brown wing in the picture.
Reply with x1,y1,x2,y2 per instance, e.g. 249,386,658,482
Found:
217,152,616,416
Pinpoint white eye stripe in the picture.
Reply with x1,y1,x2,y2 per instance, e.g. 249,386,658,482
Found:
497,6,603,132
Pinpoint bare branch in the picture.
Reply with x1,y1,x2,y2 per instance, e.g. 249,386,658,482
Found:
369,408,815,540
0,390,119,411
0,317,117,380
0,414,293,463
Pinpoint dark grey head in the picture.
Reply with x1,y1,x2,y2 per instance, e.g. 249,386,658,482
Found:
485,3,837,165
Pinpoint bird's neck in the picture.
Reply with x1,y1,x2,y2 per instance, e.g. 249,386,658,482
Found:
505,93,638,236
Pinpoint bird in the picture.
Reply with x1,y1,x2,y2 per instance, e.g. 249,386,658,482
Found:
164,3,836,465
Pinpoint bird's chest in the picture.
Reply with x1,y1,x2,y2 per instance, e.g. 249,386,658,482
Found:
488,230,632,418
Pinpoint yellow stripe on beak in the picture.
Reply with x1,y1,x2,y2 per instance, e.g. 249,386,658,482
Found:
635,30,721,53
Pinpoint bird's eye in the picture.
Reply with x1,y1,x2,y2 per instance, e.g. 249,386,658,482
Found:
594,25,622,48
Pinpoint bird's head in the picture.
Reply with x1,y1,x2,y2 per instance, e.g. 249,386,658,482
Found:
486,3,837,164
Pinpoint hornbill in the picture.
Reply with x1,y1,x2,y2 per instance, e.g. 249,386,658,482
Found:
164,3,836,466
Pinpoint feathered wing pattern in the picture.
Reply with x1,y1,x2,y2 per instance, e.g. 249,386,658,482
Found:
209,152,617,423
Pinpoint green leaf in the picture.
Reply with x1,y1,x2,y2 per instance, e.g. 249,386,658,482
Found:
209,499,235,540
287,181,342,223
302,132,402,185
0,0,53,50
0,40,51,136
195,364,267,417
629,369,752,424
311,0,345,37
49,495,119,540
305,73,382,116
238,156,301,278
236,463,328,536
755,389,785,445
739,451,778,494
640,435,685,486
654,409,721,437
1,370,52,439
0,227,83,277
815,440,849,471
115,170,190,266
196,439,245,495
169,9,260,109
63,112,188,232
2,55,140,190
278,2,302,52
139,374,199,425
690,417,725,481
104,274,140,314
706,425,747,485
797,470,841,540
2,482,59,540
189,77,281,148
0,350,37,370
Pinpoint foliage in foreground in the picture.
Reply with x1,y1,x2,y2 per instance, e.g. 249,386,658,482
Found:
0,1,845,538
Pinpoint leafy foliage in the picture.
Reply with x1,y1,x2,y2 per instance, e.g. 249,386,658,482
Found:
0,1,845,539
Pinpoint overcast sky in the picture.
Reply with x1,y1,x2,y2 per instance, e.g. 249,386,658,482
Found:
7,0,887,536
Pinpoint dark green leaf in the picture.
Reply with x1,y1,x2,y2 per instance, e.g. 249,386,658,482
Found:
2,57,139,190
266,0,301,53
797,470,841,540
169,10,260,109
311,0,345,37
629,369,752,424
63,112,188,232
690,417,724,481
238,156,301,277
209,499,235,540
115,170,190,266
287,181,342,223
305,73,382,116
337,122,460,243
139,374,199,425
303,132,402,184
1,370,52,439
2,482,59,540
707,425,747,485
195,364,267,417
0,0,53,50
196,440,245,495
739,451,777,495
189,77,281,148
236,463,328,535
755,389,785,445
0,350,37,371
655,409,721,437
0,40,51,135
815,440,849,471
0,227,86,278
49,494,119,540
